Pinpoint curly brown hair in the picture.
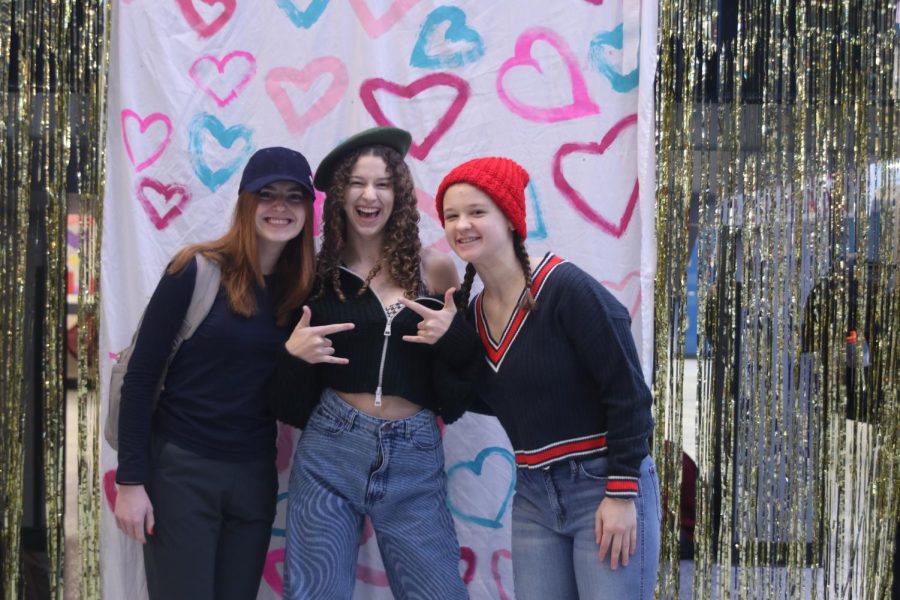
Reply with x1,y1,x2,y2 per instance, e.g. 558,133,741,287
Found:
316,145,422,301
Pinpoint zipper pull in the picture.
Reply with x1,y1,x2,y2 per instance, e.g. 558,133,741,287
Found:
384,320,392,336
374,386,383,407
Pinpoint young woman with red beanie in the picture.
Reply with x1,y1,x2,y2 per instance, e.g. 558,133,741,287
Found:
436,156,661,599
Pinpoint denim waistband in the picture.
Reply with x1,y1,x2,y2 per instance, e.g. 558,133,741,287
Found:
318,388,436,437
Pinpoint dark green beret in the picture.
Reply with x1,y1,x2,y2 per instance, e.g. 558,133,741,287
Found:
313,126,413,191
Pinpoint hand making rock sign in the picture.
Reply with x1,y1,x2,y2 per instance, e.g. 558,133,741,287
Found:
398,288,458,345
284,305,354,363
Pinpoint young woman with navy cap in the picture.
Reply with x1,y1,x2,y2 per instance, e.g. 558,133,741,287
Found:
436,157,661,599
266,127,478,599
113,146,317,599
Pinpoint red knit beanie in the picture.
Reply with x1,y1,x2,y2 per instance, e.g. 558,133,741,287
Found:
436,157,530,239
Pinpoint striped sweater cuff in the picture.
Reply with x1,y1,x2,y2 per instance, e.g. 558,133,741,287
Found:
606,476,639,499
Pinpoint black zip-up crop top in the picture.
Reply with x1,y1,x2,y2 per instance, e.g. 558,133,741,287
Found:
265,267,481,428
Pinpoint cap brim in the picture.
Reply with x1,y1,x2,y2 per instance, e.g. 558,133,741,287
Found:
313,127,412,191
240,174,315,196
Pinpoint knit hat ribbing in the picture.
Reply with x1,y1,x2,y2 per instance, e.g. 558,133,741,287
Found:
435,157,530,239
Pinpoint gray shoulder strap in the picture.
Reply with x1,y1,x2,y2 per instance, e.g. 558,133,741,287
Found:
179,253,222,341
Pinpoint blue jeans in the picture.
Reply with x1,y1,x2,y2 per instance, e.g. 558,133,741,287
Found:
284,388,467,599
511,454,661,600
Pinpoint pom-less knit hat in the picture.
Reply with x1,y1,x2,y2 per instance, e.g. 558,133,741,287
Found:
313,126,412,191
435,157,530,239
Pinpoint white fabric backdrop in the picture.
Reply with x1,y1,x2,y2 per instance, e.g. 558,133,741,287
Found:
99,1,657,597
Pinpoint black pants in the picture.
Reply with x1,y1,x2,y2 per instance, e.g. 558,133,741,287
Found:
143,439,277,600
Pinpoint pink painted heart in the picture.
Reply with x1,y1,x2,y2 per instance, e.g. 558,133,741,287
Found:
497,27,599,123
553,113,638,238
175,0,236,38
121,109,172,172
189,51,256,107
491,548,514,600
600,270,641,319
262,548,285,595
360,73,470,160
349,0,421,38
416,188,450,252
265,57,348,136
275,423,295,473
103,469,118,511
136,178,192,230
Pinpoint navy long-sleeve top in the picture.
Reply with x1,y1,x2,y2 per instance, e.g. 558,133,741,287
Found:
116,257,289,484
467,254,654,498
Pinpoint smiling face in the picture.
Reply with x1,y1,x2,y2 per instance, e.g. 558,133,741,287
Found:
441,183,515,265
342,153,395,241
254,180,309,248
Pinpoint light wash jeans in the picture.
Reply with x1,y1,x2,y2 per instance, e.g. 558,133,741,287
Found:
284,388,468,600
511,454,661,599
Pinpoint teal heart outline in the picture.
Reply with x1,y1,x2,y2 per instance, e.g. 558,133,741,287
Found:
410,5,485,70
188,112,254,191
446,446,516,529
589,23,639,93
526,181,547,240
275,0,330,29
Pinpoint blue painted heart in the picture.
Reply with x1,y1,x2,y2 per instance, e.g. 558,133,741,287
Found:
275,0,330,29
589,23,639,93
410,5,484,69
446,447,516,529
188,112,254,191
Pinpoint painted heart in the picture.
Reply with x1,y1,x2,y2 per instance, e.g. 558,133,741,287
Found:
175,0,236,38
136,178,192,230
265,57,348,136
446,447,516,529
410,5,485,69
271,492,289,538
585,0,604,4
121,109,172,172
188,112,254,191
360,73,470,160
262,547,286,595
525,182,548,240
590,23,639,93
459,546,477,585
349,0,421,38
275,0,330,29
275,423,295,473
496,27,599,123
189,51,256,107
103,469,117,511
416,188,450,252
491,549,513,600
553,113,638,238
600,270,641,319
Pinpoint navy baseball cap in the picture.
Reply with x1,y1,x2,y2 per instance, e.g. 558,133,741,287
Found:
239,147,315,196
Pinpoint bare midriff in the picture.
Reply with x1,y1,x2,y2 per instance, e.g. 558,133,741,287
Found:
336,391,424,420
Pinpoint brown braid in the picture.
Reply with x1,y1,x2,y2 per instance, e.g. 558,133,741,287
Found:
316,145,421,301
513,232,536,311
456,263,478,311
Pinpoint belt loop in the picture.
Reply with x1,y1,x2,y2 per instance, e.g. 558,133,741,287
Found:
570,459,578,480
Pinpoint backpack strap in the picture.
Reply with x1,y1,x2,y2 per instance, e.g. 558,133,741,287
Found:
178,253,222,342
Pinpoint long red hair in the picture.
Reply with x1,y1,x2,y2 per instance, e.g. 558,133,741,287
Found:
169,190,315,326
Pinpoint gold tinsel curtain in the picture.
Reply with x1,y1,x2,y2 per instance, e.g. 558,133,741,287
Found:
0,1,107,598
655,0,899,598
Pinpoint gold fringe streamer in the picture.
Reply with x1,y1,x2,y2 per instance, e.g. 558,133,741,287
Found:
655,0,900,598
0,1,108,598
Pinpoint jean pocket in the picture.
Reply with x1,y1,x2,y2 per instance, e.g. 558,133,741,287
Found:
307,405,350,435
409,421,440,450
577,456,609,481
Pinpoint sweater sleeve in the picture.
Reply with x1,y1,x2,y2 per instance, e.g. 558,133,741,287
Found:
557,268,653,498
116,258,197,484
431,339,484,424
264,345,323,429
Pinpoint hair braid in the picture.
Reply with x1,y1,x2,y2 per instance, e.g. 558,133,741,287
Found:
513,232,536,311
457,263,478,311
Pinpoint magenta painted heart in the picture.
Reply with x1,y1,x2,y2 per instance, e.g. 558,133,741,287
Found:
275,423,295,473
491,548,513,600
460,546,477,585
176,0,236,38
103,469,118,511
496,27,599,123
189,51,256,107
600,270,641,318
121,109,172,172
349,0,421,38
136,178,192,230
553,113,638,238
265,57,348,135
262,548,285,595
360,73,470,160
